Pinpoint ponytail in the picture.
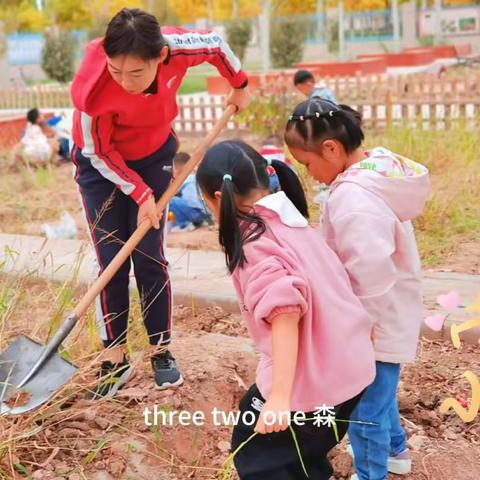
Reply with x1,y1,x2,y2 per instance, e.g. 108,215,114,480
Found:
271,160,309,219
219,178,245,273
197,143,266,274
229,138,309,219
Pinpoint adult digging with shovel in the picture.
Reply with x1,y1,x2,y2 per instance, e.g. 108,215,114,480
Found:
0,8,248,415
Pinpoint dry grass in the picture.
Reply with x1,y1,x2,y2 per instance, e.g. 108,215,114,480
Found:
365,125,480,266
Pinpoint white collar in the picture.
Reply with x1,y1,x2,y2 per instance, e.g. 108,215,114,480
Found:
255,191,308,228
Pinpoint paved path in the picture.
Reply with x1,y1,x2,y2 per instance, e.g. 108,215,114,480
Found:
1,233,479,341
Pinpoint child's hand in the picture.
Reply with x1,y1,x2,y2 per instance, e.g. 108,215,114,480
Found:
255,395,291,435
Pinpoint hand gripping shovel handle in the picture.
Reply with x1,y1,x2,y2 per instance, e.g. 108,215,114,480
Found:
17,104,237,388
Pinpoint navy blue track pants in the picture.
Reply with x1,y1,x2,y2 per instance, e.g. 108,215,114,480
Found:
73,135,177,348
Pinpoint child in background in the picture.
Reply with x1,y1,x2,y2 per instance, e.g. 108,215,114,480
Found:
45,111,72,162
285,98,430,480
170,152,212,232
293,70,338,104
196,140,375,480
21,108,58,166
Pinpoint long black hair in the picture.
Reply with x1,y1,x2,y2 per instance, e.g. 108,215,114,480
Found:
196,141,308,274
230,139,309,219
104,8,167,60
284,98,364,154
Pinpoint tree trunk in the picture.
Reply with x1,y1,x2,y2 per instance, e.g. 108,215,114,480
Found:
338,0,345,61
392,0,401,53
434,0,442,45
260,0,271,73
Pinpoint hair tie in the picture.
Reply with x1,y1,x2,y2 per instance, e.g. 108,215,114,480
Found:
329,111,334,117
223,174,232,182
315,111,320,118
265,158,272,167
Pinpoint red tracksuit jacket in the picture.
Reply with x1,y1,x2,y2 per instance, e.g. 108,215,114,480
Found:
71,27,247,205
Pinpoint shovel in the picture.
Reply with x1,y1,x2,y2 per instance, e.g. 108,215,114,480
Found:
0,105,237,415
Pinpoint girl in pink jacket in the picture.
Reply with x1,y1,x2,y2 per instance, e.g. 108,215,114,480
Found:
285,99,430,480
196,141,375,480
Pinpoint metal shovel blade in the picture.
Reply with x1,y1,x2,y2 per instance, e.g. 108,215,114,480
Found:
0,335,78,415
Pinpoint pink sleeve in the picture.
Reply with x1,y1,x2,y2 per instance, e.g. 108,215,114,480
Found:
237,252,308,324
332,212,397,298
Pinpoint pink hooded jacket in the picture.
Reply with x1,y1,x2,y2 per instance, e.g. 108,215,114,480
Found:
232,192,376,412
322,147,431,364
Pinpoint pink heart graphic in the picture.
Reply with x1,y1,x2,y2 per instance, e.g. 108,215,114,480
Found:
424,314,446,331
437,291,460,312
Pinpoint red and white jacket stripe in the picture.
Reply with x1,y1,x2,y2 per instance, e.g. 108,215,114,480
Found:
71,27,248,205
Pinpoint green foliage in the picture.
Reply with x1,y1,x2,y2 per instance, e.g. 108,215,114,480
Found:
87,15,110,40
327,18,339,55
17,0,49,32
150,0,180,25
270,17,307,68
226,18,252,63
41,29,75,83
239,89,296,137
50,0,92,29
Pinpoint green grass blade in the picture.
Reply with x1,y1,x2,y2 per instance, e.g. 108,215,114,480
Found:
289,426,309,478
221,432,257,480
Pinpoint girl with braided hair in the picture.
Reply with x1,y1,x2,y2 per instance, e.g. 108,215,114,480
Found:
285,99,431,480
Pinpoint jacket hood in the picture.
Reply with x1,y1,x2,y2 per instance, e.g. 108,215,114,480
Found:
331,147,430,221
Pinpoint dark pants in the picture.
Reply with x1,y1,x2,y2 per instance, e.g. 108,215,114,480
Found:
232,384,362,480
169,196,208,227
72,135,177,348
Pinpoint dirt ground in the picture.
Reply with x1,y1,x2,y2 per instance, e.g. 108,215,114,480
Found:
1,136,479,478
1,161,479,275
1,279,479,480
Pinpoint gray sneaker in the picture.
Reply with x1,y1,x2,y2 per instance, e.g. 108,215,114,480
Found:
151,350,184,390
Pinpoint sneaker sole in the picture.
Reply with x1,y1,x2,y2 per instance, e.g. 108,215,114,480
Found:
388,459,412,475
347,444,411,475
155,375,184,391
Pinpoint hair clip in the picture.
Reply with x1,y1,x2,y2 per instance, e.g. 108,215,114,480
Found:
315,111,320,118
329,111,334,117
264,158,272,167
223,174,232,182
300,115,304,121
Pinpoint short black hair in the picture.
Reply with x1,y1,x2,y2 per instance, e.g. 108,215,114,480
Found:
173,152,191,168
27,108,40,124
104,8,167,60
293,70,315,86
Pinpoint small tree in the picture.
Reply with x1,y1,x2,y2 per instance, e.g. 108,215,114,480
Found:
270,18,307,69
226,19,252,63
41,29,75,83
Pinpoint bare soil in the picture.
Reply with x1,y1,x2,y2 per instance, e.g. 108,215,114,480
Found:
1,278,479,479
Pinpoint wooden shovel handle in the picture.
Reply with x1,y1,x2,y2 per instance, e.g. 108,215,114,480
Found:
73,104,237,319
